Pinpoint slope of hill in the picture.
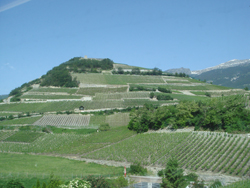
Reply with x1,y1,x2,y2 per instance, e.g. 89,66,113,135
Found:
1,57,250,184
192,62,250,89
191,59,250,75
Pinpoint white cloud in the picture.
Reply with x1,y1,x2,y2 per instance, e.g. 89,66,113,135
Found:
0,63,15,70
0,0,31,13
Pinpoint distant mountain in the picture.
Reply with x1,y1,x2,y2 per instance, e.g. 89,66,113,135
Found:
191,59,250,89
191,59,250,75
165,67,191,75
0,95,8,100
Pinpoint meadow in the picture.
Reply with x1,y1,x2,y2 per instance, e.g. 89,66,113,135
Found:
0,152,123,187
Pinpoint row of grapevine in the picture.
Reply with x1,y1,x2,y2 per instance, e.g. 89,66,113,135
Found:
84,132,191,165
155,132,250,176
94,92,150,100
33,114,90,127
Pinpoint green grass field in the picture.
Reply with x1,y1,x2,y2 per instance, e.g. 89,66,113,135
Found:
0,152,123,180
73,73,165,85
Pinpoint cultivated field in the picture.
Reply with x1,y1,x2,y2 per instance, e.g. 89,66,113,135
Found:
73,73,165,85
77,87,128,95
33,114,91,127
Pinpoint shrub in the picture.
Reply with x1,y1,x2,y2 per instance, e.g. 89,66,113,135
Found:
60,179,91,188
205,92,211,97
156,94,173,100
85,176,110,188
150,92,154,99
6,179,25,188
158,87,172,93
111,176,128,188
99,123,111,131
129,162,147,176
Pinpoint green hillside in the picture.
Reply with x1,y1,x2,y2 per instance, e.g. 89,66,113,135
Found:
1,57,250,186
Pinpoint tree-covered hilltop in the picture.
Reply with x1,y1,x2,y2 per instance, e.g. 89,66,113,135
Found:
128,95,250,133
40,57,114,87
8,57,114,99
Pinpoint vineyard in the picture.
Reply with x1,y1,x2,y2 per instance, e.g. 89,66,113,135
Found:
130,83,230,90
0,126,135,155
77,87,128,95
105,113,130,127
73,73,165,85
33,114,91,127
30,87,78,94
93,92,150,100
84,132,191,165
0,116,42,126
20,95,83,100
83,132,250,177
3,132,43,143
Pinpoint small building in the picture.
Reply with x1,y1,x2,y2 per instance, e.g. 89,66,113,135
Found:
79,106,84,110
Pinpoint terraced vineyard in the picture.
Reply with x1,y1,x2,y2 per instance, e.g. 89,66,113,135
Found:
77,86,128,95
94,92,150,100
20,94,83,100
84,132,191,165
30,87,78,94
33,114,91,127
73,73,165,85
0,126,135,155
0,116,42,126
105,113,130,127
82,131,250,176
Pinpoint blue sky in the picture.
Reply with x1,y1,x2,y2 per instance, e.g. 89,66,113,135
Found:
0,0,249,95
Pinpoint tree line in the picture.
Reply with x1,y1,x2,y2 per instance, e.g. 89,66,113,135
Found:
128,95,250,133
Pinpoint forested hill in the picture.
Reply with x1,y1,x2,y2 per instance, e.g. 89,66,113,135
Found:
8,57,114,98
40,57,114,87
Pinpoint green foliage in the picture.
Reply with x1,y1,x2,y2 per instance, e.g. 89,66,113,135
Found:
158,87,172,93
205,92,211,97
6,179,25,188
85,175,110,188
60,179,91,188
156,94,173,101
244,86,249,91
40,69,78,87
129,162,147,175
110,176,128,188
161,158,186,188
210,179,222,188
128,95,250,133
99,123,111,131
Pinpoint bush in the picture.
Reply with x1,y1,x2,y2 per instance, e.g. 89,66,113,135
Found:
99,123,111,131
6,179,25,188
156,94,173,100
205,92,211,97
129,162,147,176
158,87,172,93
85,176,110,188
111,176,128,188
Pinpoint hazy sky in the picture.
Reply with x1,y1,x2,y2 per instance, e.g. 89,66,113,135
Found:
0,0,249,94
